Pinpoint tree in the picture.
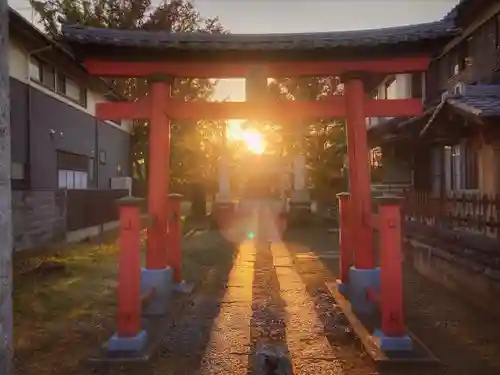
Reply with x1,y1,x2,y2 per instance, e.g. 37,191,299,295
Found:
267,76,346,196
0,0,13,373
31,0,226,192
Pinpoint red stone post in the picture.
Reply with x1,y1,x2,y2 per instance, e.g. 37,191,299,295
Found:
116,197,143,337
377,196,405,337
337,192,352,283
344,75,374,269
146,76,171,270
167,193,183,283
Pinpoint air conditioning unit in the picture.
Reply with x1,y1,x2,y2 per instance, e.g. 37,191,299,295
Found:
110,176,132,196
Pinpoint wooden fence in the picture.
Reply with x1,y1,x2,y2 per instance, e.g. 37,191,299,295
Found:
403,190,500,239
66,189,129,231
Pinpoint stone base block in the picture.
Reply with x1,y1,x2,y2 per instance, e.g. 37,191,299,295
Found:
349,266,380,315
107,330,148,354
141,267,173,316
173,280,195,294
337,280,349,297
373,330,413,352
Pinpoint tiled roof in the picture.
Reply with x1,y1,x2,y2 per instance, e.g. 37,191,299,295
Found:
60,19,457,52
368,107,434,133
447,85,500,117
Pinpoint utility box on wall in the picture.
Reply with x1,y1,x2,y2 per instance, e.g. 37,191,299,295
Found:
111,177,132,196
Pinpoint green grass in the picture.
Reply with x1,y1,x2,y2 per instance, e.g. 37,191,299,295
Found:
14,236,121,375
12,218,232,375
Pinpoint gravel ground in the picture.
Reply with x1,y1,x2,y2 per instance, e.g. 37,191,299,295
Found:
285,227,500,375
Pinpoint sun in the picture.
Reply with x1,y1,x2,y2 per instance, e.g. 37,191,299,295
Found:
242,128,265,154
226,120,266,154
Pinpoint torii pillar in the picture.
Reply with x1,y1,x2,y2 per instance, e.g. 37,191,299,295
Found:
96,75,174,315
342,71,377,314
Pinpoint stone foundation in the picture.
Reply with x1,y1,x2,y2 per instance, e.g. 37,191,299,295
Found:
12,190,66,251
405,236,500,319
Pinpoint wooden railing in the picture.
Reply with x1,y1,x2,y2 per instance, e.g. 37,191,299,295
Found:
403,190,500,240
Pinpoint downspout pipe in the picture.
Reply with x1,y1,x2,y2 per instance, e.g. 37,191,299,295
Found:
95,117,99,188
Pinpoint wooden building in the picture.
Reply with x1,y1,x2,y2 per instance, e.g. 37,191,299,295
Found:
368,0,500,317
369,0,500,237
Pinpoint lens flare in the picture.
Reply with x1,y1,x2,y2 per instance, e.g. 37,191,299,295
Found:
226,121,266,154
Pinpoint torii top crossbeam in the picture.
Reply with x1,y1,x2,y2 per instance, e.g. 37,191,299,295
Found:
60,19,457,122
62,20,456,78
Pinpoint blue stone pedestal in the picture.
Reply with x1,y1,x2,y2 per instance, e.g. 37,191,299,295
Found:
141,267,173,316
107,330,148,354
348,266,380,315
373,330,413,352
173,280,195,294
336,280,349,297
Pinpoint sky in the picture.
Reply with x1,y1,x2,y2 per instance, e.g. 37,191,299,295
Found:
10,0,460,100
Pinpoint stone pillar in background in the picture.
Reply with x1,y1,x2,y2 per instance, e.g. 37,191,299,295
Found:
293,154,305,190
217,156,231,201
289,122,312,224
292,154,309,202
213,127,234,229
216,123,231,202
0,0,13,372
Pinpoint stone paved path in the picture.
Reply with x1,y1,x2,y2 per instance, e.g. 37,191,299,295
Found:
195,204,353,375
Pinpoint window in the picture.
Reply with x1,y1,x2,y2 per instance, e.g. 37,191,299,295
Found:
464,37,474,68
57,150,89,189
411,72,423,99
449,51,460,77
450,39,473,77
384,76,396,99
57,74,87,107
11,162,24,180
58,170,88,189
29,57,55,90
444,142,479,191
29,58,40,81
99,150,107,165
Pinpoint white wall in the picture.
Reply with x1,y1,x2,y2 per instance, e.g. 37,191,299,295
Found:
368,74,414,128
8,38,133,134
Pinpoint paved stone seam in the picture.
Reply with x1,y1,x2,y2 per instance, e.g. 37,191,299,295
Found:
272,244,344,375
199,242,255,374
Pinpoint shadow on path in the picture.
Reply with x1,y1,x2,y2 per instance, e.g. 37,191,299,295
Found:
246,240,289,375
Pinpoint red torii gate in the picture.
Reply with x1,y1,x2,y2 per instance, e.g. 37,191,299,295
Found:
88,57,426,273
60,21,454,358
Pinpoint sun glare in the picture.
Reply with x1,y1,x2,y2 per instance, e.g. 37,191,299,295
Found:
226,120,266,154
242,128,265,154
